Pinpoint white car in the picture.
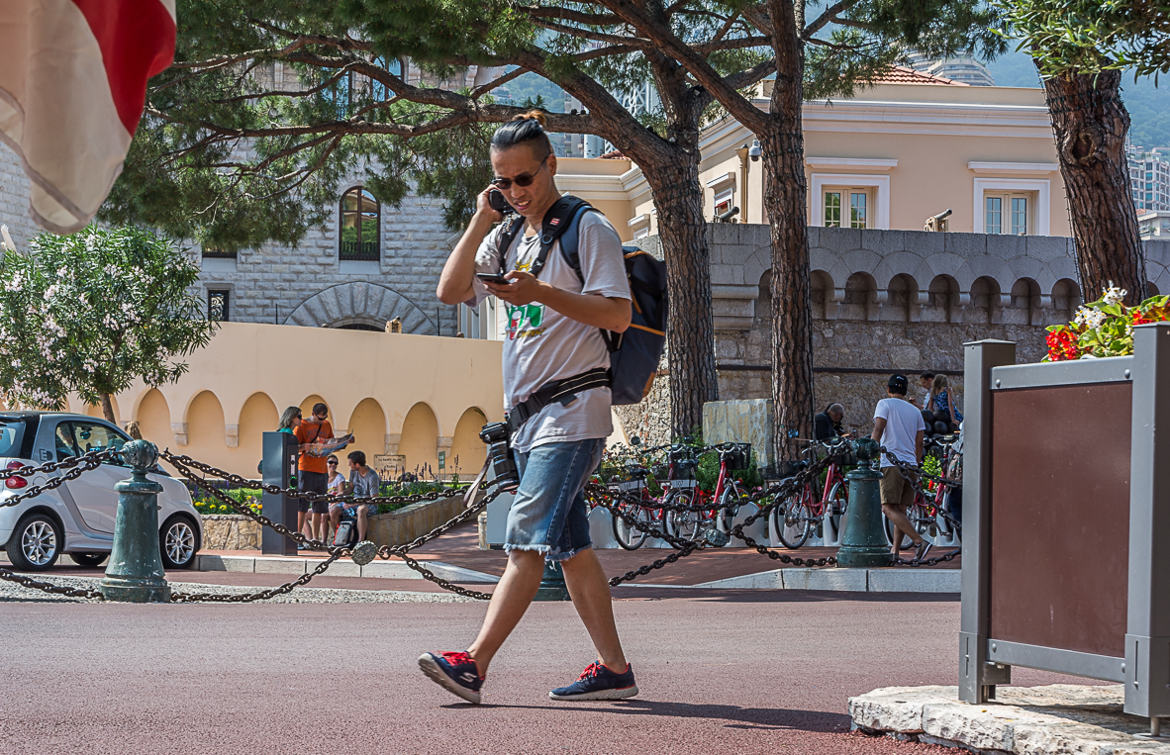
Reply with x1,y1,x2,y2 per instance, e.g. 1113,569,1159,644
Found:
0,412,202,571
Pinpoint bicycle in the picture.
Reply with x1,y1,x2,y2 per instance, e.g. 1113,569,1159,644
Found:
608,461,669,550
770,437,850,549
666,443,751,545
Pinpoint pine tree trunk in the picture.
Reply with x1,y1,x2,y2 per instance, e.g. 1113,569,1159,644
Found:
100,393,116,423
763,0,814,466
644,161,719,438
1043,68,1146,304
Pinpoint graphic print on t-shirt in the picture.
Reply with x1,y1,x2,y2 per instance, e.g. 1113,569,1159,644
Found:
506,302,545,340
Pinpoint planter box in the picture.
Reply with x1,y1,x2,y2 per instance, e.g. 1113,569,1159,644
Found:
960,325,1170,728
200,493,467,551
367,493,466,548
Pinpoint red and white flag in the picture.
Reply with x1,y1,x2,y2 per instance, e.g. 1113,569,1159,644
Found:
0,1,176,234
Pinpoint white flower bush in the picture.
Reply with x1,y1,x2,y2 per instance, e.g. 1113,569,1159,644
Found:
0,226,217,419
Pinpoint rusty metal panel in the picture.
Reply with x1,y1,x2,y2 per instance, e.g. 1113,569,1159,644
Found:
989,382,1131,657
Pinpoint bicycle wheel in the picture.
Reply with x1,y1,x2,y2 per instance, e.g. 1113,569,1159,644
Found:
772,492,813,549
611,501,649,550
665,489,702,543
716,486,740,534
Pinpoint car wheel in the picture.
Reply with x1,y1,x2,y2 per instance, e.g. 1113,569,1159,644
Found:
69,552,108,568
159,515,199,570
6,513,63,571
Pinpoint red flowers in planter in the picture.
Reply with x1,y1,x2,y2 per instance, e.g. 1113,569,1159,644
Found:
1045,285,1170,361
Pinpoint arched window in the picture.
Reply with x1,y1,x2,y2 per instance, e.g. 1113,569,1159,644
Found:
340,187,380,261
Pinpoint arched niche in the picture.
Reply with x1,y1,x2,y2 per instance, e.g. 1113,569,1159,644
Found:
810,270,833,320
450,407,488,479
400,402,439,479
970,276,1002,324
136,389,171,445
347,398,387,468
840,272,877,321
925,275,960,324
885,273,918,322
238,392,278,466
1052,278,1082,321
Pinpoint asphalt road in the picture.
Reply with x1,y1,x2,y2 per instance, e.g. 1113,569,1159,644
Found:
0,592,1083,754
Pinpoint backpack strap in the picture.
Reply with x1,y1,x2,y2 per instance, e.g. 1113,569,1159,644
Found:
494,215,525,275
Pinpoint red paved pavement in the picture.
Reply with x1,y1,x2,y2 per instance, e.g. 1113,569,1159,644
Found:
1,593,1085,754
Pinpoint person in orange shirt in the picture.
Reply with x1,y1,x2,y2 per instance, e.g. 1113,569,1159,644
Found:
294,402,334,547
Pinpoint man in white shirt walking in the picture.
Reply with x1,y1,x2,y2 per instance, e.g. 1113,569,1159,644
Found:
872,374,931,561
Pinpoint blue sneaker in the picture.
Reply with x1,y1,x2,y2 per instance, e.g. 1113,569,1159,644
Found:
418,651,484,704
549,661,638,701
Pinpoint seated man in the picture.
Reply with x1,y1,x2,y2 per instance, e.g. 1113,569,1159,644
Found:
331,450,381,542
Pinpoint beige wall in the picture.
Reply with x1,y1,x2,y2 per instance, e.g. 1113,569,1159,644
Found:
73,322,502,480
558,82,1070,239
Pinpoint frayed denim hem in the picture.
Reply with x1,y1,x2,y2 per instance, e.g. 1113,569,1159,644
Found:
502,543,592,562
546,543,592,563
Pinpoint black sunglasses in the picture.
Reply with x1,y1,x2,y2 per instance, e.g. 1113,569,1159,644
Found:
327,460,337,465
491,154,549,191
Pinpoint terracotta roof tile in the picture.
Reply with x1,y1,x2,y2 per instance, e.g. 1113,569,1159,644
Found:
870,65,969,86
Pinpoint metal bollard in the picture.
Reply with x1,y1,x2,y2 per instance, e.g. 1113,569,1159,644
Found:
100,440,171,603
836,438,894,568
534,559,570,601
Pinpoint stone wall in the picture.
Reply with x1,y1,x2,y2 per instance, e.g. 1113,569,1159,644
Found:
621,225,1170,443
200,515,261,551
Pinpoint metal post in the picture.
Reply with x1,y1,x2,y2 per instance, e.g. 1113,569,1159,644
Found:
836,439,892,567
100,440,170,603
261,431,297,555
959,339,1016,703
534,559,570,601
1126,323,1170,722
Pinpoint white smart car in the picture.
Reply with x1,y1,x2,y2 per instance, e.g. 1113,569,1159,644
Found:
0,412,202,571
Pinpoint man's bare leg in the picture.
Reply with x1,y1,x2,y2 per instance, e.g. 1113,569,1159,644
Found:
561,547,627,671
467,549,545,674
882,504,923,556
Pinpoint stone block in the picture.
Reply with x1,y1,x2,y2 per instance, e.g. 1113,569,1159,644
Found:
867,568,960,593
943,232,988,257
702,399,773,468
253,557,308,574
695,570,783,589
360,560,420,579
196,554,254,572
323,560,362,578
848,685,941,732
780,567,868,591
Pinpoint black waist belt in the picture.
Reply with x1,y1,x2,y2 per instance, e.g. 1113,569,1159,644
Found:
506,367,612,435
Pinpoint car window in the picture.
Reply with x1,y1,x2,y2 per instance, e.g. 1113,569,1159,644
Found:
0,419,26,458
56,421,127,460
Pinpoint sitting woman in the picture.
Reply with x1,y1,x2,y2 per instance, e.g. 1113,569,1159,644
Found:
927,374,963,433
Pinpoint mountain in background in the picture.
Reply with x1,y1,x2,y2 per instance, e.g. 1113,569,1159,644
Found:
983,51,1169,150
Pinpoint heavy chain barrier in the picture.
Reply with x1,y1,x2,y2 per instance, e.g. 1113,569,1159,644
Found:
0,450,115,508
166,452,498,600
882,447,965,546
170,551,346,603
0,564,104,600
162,451,464,507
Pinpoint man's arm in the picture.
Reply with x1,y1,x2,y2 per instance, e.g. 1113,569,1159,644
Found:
870,417,886,443
486,277,630,332
437,187,500,305
915,430,924,464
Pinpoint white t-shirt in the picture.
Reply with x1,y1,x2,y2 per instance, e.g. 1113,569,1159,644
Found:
471,209,630,452
874,397,926,468
327,472,346,493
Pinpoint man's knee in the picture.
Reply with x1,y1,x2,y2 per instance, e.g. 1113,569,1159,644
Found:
507,548,546,571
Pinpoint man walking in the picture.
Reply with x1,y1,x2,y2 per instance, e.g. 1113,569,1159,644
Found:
421,112,635,705
872,374,931,562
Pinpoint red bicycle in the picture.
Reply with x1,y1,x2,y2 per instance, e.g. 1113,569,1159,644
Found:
770,438,850,549
884,435,961,548
666,443,751,543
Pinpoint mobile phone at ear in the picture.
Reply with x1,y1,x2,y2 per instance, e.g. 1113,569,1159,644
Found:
476,272,511,284
488,189,513,214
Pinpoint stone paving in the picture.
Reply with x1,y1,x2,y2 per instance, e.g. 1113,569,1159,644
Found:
850,684,1170,754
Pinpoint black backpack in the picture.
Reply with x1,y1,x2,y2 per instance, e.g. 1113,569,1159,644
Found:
494,196,668,405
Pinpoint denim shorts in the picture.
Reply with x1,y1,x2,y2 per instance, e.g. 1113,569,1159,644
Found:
504,438,604,562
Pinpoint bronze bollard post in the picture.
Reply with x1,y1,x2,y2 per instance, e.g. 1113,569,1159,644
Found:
100,440,171,603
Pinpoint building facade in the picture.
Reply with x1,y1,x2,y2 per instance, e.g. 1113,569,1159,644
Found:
1127,142,1170,213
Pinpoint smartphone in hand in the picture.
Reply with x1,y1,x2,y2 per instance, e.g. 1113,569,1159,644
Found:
488,189,513,214
476,272,511,284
